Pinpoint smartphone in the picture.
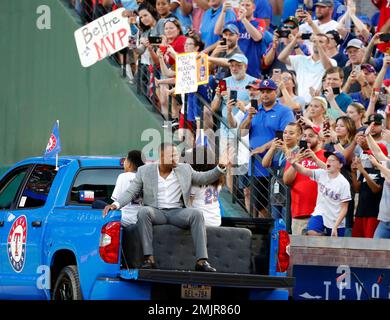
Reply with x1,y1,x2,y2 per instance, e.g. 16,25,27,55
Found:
379,33,390,43
332,87,341,95
323,118,330,131
148,36,162,45
301,33,312,40
299,140,308,150
275,130,284,140
218,79,227,92
250,99,258,110
230,90,238,101
295,111,302,121
353,65,361,73
273,68,282,82
277,29,291,38
220,37,227,46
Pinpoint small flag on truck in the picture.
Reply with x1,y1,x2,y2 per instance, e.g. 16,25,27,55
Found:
44,120,62,169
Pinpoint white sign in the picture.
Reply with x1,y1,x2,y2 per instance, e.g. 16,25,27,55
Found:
175,52,198,94
74,8,131,68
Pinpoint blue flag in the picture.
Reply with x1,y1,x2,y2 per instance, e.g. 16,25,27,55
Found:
44,121,61,159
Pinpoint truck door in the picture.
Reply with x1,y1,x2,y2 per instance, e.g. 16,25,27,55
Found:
0,165,31,299
0,164,57,299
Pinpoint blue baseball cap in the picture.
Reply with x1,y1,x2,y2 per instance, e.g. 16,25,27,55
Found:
228,53,248,65
223,24,239,35
259,79,278,90
324,151,346,166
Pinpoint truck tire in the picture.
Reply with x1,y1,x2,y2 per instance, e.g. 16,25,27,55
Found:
52,265,83,300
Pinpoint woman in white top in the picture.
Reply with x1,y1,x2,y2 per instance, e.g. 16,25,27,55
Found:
111,150,145,227
189,147,225,227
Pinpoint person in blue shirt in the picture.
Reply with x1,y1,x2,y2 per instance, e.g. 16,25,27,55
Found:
200,0,236,48
214,0,271,78
170,0,193,35
239,79,294,217
254,0,273,28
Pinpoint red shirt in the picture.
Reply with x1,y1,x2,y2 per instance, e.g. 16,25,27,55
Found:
166,35,187,66
372,0,390,54
285,149,327,218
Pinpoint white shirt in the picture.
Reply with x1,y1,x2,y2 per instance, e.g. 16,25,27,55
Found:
157,168,183,209
234,105,251,165
290,55,337,104
311,169,351,229
111,172,142,227
190,185,222,227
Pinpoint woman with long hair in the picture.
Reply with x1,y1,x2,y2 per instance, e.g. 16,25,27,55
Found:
277,71,305,113
262,122,302,221
347,102,366,130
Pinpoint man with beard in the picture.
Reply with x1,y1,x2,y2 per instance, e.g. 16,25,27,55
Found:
278,32,337,104
208,24,243,79
283,125,327,235
239,79,294,218
211,54,256,192
103,143,227,271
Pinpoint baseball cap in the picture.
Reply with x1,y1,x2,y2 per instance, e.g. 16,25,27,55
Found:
283,16,299,28
365,113,384,125
364,143,389,157
222,24,239,35
361,64,376,73
259,79,278,90
303,125,321,135
324,151,346,165
315,0,334,7
228,53,248,65
245,79,262,90
326,30,341,45
346,38,364,50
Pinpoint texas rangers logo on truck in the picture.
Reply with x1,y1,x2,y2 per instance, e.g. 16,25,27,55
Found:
46,134,57,153
7,215,27,273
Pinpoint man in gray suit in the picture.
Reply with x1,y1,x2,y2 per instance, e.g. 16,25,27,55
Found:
103,143,227,272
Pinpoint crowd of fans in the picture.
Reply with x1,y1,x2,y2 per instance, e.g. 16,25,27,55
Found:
70,0,390,239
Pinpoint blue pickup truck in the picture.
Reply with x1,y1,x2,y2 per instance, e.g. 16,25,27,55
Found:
0,156,294,300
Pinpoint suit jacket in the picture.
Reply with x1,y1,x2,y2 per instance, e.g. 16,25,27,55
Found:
116,163,225,209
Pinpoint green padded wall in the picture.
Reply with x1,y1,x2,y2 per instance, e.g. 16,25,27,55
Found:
0,0,162,170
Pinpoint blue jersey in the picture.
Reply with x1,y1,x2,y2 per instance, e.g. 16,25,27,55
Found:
254,0,273,21
200,6,236,47
232,19,268,78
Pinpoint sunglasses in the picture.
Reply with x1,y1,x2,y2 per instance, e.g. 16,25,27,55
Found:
283,24,296,29
164,17,178,23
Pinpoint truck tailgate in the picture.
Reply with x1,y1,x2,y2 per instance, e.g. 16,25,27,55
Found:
120,269,295,289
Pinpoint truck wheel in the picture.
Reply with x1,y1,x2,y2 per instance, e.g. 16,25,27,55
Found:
52,265,83,300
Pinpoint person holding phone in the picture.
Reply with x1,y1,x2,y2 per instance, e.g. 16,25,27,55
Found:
262,123,302,221
214,0,269,78
262,16,310,75
283,125,327,235
209,24,243,79
211,54,256,193
322,67,353,120
342,38,366,93
239,79,295,218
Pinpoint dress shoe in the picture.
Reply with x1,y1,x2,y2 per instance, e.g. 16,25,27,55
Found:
140,258,156,269
195,261,216,272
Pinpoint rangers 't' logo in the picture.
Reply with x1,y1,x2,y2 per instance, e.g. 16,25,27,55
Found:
46,134,57,153
7,216,27,273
